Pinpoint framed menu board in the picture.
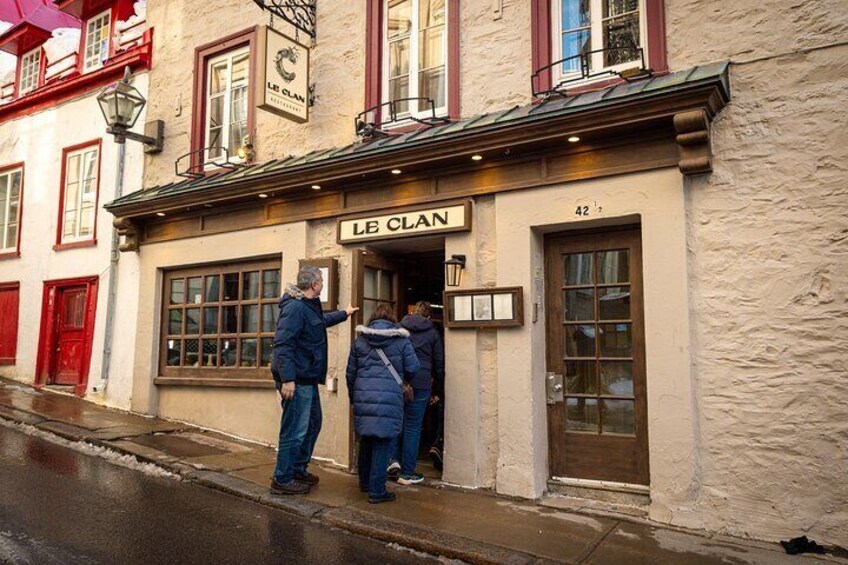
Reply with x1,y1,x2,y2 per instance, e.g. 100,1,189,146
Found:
298,258,339,311
444,287,523,328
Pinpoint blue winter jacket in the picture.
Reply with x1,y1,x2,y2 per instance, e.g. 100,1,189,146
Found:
399,314,444,393
271,285,348,388
345,320,420,438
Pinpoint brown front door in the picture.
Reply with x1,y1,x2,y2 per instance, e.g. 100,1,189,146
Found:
545,227,649,485
352,250,401,325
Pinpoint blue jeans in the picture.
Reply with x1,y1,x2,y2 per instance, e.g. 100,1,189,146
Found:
389,388,430,475
358,436,391,495
273,384,321,485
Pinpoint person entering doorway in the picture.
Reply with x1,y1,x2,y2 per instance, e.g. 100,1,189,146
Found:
388,300,445,485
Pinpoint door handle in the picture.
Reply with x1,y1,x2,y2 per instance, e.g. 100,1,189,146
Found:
546,372,564,405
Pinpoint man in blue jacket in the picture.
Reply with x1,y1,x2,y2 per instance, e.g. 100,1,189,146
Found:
270,265,357,495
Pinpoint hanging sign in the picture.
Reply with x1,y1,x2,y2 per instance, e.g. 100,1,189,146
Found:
256,26,309,123
337,201,472,244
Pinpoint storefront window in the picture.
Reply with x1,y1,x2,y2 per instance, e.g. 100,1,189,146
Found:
161,259,281,379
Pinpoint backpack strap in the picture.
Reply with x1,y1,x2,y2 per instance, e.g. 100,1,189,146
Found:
375,348,404,388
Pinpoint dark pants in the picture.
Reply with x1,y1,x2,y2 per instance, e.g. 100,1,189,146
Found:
358,436,391,496
273,384,321,485
389,388,430,475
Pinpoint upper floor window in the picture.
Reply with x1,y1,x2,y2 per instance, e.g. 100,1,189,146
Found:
0,167,23,254
83,9,112,72
59,143,100,245
19,48,41,95
384,0,448,120
205,46,250,165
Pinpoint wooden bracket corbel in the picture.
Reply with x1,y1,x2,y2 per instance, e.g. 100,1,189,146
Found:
113,216,140,252
674,109,713,175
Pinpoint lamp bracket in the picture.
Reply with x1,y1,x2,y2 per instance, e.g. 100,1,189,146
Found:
107,119,164,153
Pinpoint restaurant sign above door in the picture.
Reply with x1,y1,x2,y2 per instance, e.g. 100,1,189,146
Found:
256,25,309,123
337,201,472,244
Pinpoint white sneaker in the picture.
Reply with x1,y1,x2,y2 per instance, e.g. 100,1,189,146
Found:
387,461,401,477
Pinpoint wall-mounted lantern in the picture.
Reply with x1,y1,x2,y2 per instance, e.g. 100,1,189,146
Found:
97,67,164,153
444,254,466,288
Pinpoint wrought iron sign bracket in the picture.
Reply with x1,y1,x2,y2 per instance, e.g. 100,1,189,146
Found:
253,0,317,41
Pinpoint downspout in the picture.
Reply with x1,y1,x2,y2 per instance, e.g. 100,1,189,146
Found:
99,142,126,391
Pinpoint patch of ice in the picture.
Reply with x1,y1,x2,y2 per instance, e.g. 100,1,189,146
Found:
385,542,466,564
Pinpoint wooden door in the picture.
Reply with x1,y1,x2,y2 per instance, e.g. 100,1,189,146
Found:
0,282,20,365
51,286,89,385
545,227,649,485
352,250,401,325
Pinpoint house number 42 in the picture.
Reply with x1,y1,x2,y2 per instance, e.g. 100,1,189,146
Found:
574,202,602,216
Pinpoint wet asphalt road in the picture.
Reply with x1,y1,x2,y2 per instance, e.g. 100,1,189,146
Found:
0,425,432,565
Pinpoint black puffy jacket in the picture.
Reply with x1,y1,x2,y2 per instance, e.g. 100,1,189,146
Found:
399,314,445,393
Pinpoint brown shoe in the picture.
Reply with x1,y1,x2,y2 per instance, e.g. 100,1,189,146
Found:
270,479,309,495
294,471,319,486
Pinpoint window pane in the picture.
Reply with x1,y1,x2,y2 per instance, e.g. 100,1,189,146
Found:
260,337,274,368
242,271,260,300
67,154,81,186
564,252,593,285
419,28,444,69
221,338,237,367
565,289,594,321
387,0,412,38
562,0,591,29
205,275,220,302
168,309,183,335
364,268,378,299
598,250,629,283
83,150,98,181
262,270,281,298
187,277,202,305
166,339,182,366
261,304,276,333
389,39,410,77
604,0,638,18
602,399,635,435
420,0,445,27
202,339,219,367
222,305,238,333
223,273,239,301
242,305,259,333
170,279,185,305
566,398,598,432
599,323,631,357
240,338,258,367
232,53,249,86
209,62,227,95
63,210,77,238
363,300,377,324
600,361,633,396
565,324,595,357
0,176,6,248
390,76,410,113
598,286,630,320
418,67,445,110
209,95,224,130
565,361,596,394
79,203,94,236
562,29,591,72
603,13,640,66
379,271,393,300
185,308,200,334
184,339,200,367
203,307,219,334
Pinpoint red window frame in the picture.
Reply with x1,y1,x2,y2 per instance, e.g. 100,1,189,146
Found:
0,162,25,260
365,0,460,125
0,282,20,365
190,27,258,173
55,139,102,251
15,46,47,98
74,0,136,74
531,0,668,95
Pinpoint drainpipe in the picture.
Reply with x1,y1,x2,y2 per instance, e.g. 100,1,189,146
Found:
99,142,126,391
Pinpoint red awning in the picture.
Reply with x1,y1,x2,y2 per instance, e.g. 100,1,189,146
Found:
0,0,79,55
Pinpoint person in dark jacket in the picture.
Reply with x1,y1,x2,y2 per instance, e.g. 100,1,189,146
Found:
270,266,358,496
388,301,445,484
346,304,420,503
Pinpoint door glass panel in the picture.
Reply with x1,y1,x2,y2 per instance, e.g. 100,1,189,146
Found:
565,361,596,394
205,275,220,302
240,338,258,367
185,308,200,334
202,339,219,367
597,250,629,284
599,323,631,357
598,286,630,320
223,273,239,301
602,399,635,435
564,252,593,285
262,269,281,298
363,300,377,324
261,304,276,333
170,279,185,304
242,271,260,300
241,305,259,333
260,337,274,367
565,289,594,321
203,307,219,334
221,338,237,367
168,310,183,335
364,268,378,299
184,339,200,367
63,291,86,327
379,271,393,300
600,361,633,396
565,324,595,357
222,306,238,333
566,398,598,432
187,277,203,305
165,339,181,366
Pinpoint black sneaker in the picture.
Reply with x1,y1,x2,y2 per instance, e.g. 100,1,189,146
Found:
269,479,309,495
368,492,397,504
429,446,443,471
294,471,319,485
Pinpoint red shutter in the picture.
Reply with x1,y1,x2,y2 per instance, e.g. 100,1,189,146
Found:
0,283,20,365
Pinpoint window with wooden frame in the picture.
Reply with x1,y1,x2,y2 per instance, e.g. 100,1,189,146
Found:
57,141,101,248
18,47,42,95
160,258,281,381
0,165,23,257
365,0,459,124
191,29,257,172
83,9,112,72
531,0,667,93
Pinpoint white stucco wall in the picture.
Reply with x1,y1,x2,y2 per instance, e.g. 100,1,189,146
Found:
0,74,148,410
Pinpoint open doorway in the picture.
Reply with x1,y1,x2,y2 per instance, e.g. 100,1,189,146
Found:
352,237,446,480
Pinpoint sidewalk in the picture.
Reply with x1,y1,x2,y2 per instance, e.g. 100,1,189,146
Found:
1,378,844,565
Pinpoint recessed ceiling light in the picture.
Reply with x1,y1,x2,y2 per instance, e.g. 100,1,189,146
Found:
471,154,483,161
156,212,166,217
311,184,322,190
203,204,213,208
258,193,269,198
568,136,580,143
391,169,402,175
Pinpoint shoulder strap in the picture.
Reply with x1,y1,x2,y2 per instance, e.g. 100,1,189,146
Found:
375,348,404,387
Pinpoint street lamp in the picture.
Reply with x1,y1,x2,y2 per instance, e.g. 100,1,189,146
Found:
444,254,466,288
97,67,163,153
